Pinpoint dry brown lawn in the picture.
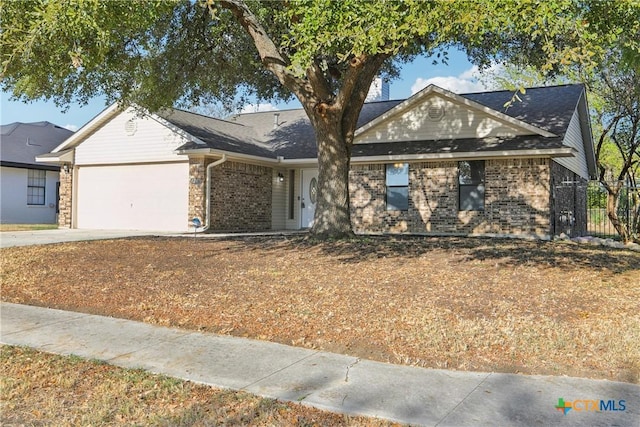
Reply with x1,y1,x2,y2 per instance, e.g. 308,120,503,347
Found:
1,346,397,426
2,235,639,383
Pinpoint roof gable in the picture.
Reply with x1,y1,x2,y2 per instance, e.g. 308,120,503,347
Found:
50,103,121,154
72,107,192,165
48,103,207,155
354,85,555,144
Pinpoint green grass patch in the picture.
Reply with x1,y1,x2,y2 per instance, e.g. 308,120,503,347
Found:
0,224,58,231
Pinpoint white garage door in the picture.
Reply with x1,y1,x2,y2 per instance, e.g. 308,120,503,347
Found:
76,162,189,231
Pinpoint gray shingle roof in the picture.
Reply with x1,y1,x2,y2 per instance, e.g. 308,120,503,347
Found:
1,122,74,169
171,84,584,160
463,84,584,137
157,109,275,158
256,100,403,159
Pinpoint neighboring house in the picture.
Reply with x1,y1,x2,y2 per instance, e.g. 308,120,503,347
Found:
1,122,74,224
38,84,594,238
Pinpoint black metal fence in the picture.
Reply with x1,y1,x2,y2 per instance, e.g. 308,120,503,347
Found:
587,181,640,239
552,178,587,237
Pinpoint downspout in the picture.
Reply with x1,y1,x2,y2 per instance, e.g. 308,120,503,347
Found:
203,154,227,231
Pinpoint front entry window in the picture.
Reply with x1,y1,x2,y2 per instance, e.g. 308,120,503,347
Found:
309,177,317,204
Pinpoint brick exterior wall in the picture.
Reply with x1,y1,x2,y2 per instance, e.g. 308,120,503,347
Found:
550,161,588,237
208,161,272,231
482,158,550,236
186,157,579,237
57,166,73,228
350,158,553,237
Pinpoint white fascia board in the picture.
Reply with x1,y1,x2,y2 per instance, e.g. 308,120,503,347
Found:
174,148,212,156
51,103,122,153
355,84,557,140
176,148,280,166
350,147,575,164
277,158,319,167
35,148,75,164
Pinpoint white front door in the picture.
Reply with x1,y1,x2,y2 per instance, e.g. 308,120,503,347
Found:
301,169,318,228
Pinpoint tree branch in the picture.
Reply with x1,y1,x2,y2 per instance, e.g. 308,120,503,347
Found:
595,114,619,167
216,0,313,101
306,59,332,102
337,53,388,145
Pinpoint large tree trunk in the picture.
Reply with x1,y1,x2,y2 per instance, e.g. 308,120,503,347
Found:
217,2,384,239
309,109,354,239
606,185,632,243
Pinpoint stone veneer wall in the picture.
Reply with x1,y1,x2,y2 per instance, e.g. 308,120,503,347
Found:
350,158,552,237
57,166,73,228
188,157,212,225
550,161,588,237
208,161,272,231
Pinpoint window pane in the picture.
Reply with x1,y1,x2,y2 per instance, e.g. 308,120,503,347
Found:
387,186,409,211
27,186,45,205
459,161,471,184
459,184,485,211
28,169,46,186
386,163,409,186
459,160,484,185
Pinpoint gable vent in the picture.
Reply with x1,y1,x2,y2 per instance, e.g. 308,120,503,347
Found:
427,105,445,121
124,119,137,136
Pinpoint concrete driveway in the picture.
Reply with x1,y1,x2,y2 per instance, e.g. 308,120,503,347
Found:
0,229,174,248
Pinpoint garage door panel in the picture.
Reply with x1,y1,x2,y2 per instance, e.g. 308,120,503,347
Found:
77,163,189,231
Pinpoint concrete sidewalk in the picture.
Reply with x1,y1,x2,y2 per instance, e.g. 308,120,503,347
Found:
1,302,638,426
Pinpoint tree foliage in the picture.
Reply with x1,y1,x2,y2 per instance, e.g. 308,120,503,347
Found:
590,62,640,243
2,0,638,237
478,21,640,242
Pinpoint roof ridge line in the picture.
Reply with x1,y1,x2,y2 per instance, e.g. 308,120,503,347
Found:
166,107,248,128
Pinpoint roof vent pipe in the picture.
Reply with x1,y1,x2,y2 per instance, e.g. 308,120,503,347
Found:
273,113,280,129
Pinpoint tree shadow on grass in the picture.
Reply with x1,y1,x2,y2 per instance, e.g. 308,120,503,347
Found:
463,240,640,274
204,234,640,275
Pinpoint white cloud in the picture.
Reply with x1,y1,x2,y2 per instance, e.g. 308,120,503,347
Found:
411,76,485,95
459,65,480,80
411,64,504,95
63,124,79,132
239,102,279,114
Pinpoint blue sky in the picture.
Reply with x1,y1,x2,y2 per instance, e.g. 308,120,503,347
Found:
0,49,491,131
